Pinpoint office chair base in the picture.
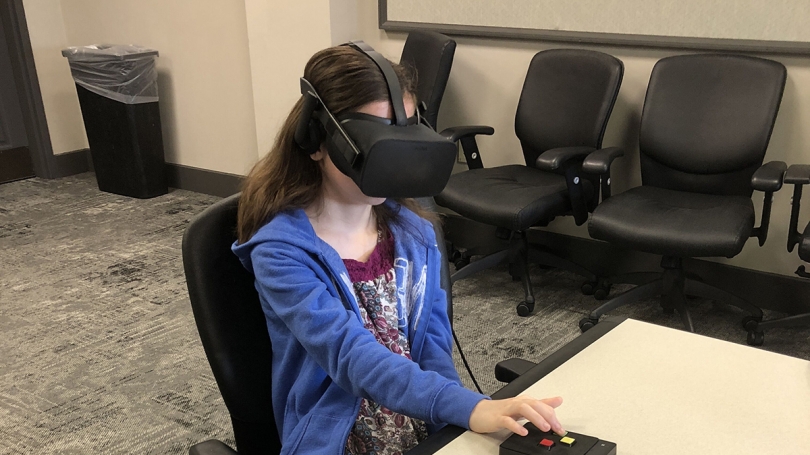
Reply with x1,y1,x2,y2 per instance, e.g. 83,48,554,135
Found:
746,312,810,346
581,278,612,300
450,232,537,316
581,258,763,341
449,231,603,316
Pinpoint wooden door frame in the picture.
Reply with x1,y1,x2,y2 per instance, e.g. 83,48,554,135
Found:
0,0,58,179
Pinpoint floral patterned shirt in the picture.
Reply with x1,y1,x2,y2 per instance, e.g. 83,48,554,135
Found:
343,231,428,455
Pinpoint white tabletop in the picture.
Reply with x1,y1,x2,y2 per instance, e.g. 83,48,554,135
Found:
432,318,810,455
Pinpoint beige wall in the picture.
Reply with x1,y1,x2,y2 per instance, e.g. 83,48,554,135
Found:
22,0,88,155
329,0,359,45
246,0,332,157
60,0,258,175
352,4,810,277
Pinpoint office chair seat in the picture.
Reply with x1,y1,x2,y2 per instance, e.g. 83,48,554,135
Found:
800,222,810,262
589,186,755,258
437,164,592,231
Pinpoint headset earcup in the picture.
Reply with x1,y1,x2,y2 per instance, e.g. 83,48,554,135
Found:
302,119,323,154
294,92,324,154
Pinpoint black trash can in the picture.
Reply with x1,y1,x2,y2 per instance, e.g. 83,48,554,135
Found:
62,44,167,199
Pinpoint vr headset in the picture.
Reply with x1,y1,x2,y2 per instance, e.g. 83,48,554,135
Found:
293,40,457,199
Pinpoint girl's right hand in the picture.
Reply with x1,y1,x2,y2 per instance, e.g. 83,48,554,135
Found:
468,395,564,436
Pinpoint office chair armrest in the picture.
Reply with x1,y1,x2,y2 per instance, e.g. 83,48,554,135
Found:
535,146,595,171
439,126,495,170
785,164,810,252
189,440,238,455
439,125,494,143
785,164,810,185
751,161,787,192
536,146,601,223
581,147,624,175
581,147,624,202
495,358,538,383
750,161,787,246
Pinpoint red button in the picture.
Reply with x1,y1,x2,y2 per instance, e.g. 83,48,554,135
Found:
539,438,555,449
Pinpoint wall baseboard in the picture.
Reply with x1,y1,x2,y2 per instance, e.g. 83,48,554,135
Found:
443,214,810,315
165,163,244,198
46,149,244,198
50,148,91,178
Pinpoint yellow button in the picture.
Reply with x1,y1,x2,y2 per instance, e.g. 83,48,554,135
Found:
560,436,576,447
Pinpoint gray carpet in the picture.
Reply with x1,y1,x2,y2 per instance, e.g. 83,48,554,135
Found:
1,173,808,454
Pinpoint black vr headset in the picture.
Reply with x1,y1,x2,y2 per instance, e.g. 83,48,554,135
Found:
293,40,457,199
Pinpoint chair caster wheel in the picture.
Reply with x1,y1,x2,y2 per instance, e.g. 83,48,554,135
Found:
579,317,599,332
581,281,596,296
454,257,470,270
516,301,534,317
741,315,761,332
593,282,611,301
747,331,764,346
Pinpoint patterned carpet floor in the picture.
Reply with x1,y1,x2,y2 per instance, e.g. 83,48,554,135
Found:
1,173,808,454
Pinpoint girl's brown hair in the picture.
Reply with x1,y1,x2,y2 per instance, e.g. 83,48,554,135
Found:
237,45,435,243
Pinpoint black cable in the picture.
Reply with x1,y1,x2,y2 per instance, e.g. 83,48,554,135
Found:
452,328,483,394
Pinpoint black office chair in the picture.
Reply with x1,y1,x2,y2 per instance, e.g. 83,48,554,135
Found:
399,31,456,213
399,30,456,131
182,195,455,455
435,49,624,316
751,164,810,343
580,54,787,343
182,195,277,455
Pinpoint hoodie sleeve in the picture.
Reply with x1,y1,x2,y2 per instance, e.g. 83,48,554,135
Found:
250,240,486,428
414,228,491,422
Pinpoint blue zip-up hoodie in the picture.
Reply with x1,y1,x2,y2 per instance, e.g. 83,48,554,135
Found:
232,200,487,455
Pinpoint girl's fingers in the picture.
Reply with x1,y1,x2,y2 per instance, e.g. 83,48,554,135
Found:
500,415,530,436
540,396,564,408
524,399,564,435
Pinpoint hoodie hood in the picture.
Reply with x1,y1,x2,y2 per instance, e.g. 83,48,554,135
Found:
233,199,432,275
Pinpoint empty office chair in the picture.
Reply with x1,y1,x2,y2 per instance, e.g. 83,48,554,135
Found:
400,31,456,213
435,49,624,316
399,30,456,130
580,54,787,340
182,195,455,454
750,164,810,344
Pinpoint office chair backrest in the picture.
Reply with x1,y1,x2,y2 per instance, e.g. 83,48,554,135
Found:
182,194,281,455
515,49,624,168
399,30,457,129
639,54,786,197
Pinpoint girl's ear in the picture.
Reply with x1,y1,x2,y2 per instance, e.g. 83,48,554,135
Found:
310,145,326,161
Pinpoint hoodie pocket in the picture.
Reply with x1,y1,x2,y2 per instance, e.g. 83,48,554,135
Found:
284,413,347,455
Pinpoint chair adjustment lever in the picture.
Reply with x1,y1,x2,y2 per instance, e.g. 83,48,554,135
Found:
563,163,588,226
752,191,775,246
787,184,804,253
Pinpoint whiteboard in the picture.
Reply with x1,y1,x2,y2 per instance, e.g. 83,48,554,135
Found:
380,0,810,54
